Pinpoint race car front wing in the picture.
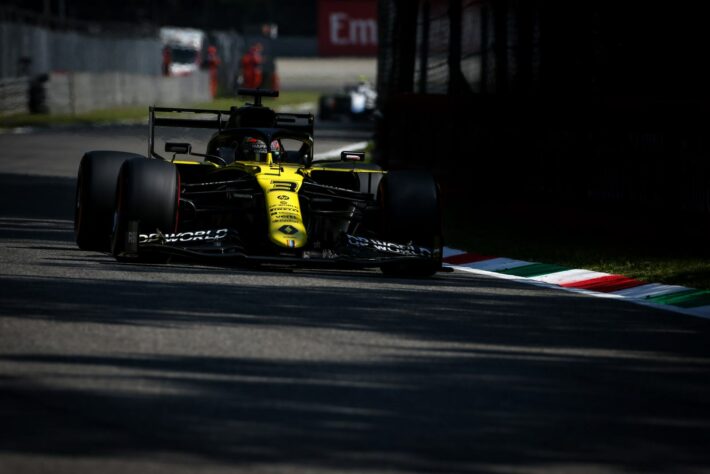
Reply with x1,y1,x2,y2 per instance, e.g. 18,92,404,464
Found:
116,225,440,270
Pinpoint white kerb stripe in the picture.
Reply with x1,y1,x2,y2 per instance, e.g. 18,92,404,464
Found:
611,283,690,299
530,269,610,285
443,247,468,258
467,257,533,272
683,305,710,318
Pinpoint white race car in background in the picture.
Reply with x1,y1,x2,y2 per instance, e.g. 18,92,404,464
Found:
318,79,377,121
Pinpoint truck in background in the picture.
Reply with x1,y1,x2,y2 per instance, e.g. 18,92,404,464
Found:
160,27,206,76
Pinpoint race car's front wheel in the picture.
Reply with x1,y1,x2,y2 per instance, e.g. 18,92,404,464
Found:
379,170,443,277
111,158,179,260
75,151,145,251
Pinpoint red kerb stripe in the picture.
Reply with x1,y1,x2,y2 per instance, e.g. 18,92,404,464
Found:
443,253,495,265
562,275,645,293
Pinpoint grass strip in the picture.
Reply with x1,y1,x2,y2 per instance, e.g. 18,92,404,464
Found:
0,91,320,129
443,202,710,291
0,105,149,128
194,91,319,111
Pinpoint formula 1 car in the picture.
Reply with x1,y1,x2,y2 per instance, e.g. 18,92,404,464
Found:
74,89,442,276
318,79,376,121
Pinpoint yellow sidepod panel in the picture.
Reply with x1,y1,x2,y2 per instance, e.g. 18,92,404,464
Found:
255,158,307,249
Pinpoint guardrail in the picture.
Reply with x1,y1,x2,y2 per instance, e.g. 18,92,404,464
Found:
45,71,211,115
0,76,29,115
0,72,211,117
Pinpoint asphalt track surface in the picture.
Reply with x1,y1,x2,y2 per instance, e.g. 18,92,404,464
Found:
1,124,710,474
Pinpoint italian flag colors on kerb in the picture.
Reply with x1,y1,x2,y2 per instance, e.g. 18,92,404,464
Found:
443,248,710,320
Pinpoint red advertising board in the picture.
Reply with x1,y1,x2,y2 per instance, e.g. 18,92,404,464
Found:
318,0,378,56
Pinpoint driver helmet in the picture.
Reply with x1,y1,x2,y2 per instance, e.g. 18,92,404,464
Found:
239,136,269,162
270,139,282,160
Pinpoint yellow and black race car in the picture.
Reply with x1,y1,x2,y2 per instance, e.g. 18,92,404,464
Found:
74,89,442,276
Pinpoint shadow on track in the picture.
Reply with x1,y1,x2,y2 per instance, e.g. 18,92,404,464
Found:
3,174,710,473
2,271,710,472
0,173,76,221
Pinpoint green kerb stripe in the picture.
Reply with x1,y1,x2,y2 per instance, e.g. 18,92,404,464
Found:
647,289,710,308
498,263,570,278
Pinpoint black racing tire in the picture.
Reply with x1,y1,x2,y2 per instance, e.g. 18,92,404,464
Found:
111,158,179,259
379,170,443,277
74,151,145,251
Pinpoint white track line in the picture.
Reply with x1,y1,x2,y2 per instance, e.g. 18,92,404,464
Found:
314,141,369,160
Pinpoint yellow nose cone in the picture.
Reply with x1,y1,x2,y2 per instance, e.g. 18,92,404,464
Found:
264,189,307,248
255,161,308,249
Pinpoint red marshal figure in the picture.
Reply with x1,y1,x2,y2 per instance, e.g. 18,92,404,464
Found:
241,42,264,89
205,45,221,98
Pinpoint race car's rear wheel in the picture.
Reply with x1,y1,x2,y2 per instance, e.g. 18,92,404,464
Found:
379,170,442,277
74,151,145,251
111,158,179,260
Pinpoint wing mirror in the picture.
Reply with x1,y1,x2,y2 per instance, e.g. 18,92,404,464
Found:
165,142,191,154
341,151,365,162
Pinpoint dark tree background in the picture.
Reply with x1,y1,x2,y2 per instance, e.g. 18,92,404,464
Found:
376,0,710,221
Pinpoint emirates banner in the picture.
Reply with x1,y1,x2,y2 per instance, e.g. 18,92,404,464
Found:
318,0,378,56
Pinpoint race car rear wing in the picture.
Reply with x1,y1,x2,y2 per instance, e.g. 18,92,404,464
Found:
148,105,314,160
149,106,228,160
